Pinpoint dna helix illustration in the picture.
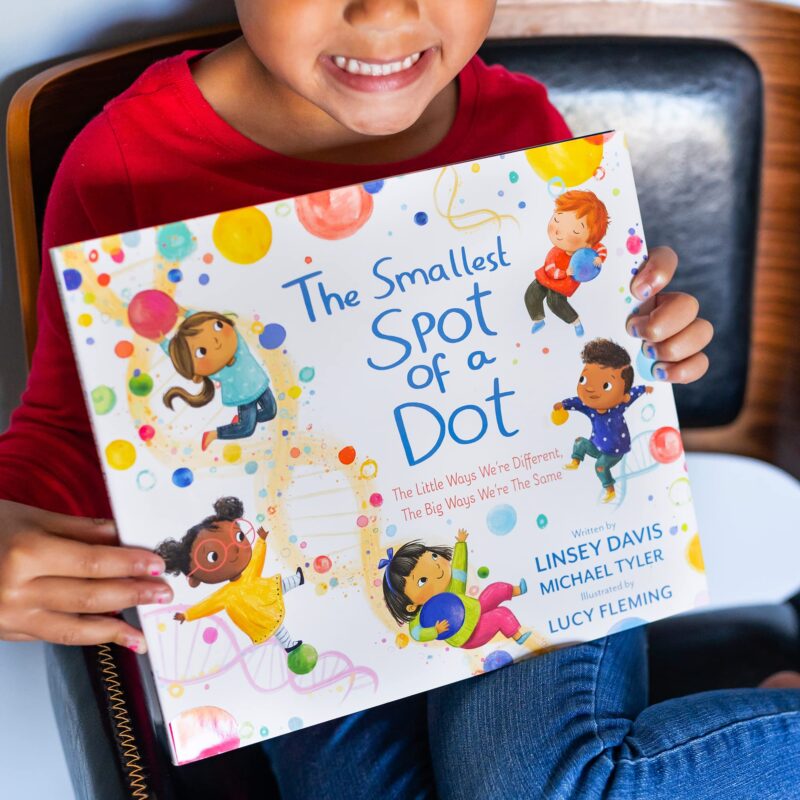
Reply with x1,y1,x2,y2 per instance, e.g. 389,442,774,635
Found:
143,605,379,701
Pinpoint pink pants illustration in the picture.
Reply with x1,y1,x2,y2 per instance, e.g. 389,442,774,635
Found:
462,582,521,649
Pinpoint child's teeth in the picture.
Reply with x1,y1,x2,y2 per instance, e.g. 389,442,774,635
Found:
334,52,423,77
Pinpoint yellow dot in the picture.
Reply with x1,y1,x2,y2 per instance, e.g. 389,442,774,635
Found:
77,313,93,327
167,683,184,698
681,523,688,532
157,623,167,633
315,583,328,595
101,234,123,254
83,292,96,305
213,207,272,264
396,633,409,649
251,321,264,334
686,533,705,573
223,444,242,463
471,163,481,173
287,385,302,399
105,439,136,470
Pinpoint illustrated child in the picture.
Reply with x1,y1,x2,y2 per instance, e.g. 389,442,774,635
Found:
555,338,654,503
155,496,304,652
380,528,530,649
160,311,276,451
525,190,609,337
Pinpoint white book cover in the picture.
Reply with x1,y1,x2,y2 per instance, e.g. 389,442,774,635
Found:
51,131,707,765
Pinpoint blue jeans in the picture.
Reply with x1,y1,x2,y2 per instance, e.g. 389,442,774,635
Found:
263,604,800,799
217,387,277,440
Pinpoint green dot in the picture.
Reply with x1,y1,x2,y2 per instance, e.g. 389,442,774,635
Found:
612,188,621,196
128,373,153,397
91,385,116,415
509,171,519,184
477,566,490,579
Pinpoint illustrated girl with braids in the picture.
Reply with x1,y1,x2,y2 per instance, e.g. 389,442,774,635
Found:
158,310,276,451
155,497,305,653
380,528,531,649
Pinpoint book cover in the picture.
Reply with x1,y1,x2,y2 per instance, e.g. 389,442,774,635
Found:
51,131,707,765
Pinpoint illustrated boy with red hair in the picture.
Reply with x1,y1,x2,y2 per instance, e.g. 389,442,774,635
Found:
525,190,610,337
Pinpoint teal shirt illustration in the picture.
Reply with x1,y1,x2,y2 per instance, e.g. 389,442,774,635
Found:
409,541,481,648
161,327,269,407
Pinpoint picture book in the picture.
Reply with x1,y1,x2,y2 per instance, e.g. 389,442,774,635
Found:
50,131,708,765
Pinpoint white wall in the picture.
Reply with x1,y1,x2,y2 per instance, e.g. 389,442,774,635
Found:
0,0,238,428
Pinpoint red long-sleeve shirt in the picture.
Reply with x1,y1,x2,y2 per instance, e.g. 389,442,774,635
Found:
0,50,570,517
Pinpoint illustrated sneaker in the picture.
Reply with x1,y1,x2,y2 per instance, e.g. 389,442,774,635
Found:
286,640,303,654
518,578,528,595
602,487,616,503
564,459,580,470
296,567,305,586
517,631,532,646
531,320,546,335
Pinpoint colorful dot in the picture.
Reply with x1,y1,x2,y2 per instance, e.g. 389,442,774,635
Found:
471,163,480,173
356,515,369,528
105,440,136,471
63,269,82,291
413,212,428,226
202,627,218,645
536,514,548,529
245,461,259,475
338,446,356,465
258,323,287,350
77,313,92,327
97,273,111,287
518,201,527,209
509,171,519,183
487,504,517,536
287,385,302,399
386,524,397,537
369,493,383,508
114,340,134,358
199,273,210,285
172,468,194,488
288,717,304,732
138,425,155,442
314,555,332,573
167,269,182,283
223,444,242,463
83,291,96,305
477,566,490,579
299,366,315,382
129,373,154,397
363,180,385,194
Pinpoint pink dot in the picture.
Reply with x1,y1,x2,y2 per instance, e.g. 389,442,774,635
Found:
373,578,381,587
357,515,369,528
138,425,155,442
202,627,218,644
111,249,125,264
300,541,307,549
369,493,383,508
626,234,643,255
203,253,214,264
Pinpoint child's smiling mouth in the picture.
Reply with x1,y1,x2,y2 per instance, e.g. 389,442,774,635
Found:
321,48,436,93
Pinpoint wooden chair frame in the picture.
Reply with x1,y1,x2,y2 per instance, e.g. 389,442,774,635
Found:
7,0,800,477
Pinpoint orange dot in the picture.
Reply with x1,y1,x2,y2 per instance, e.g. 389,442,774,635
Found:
97,273,111,287
543,347,550,354
338,446,356,465
290,447,301,458
202,253,214,264
304,256,313,264
114,340,134,358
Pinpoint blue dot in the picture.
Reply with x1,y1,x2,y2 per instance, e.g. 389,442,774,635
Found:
122,231,141,247
497,190,504,197
199,273,210,285
628,228,636,235
330,578,338,587
363,180,384,194
288,717,304,732
63,269,82,291
289,535,297,543
133,369,141,377
245,461,258,475
631,268,638,275
167,269,183,283
483,650,513,671
400,204,408,211
171,468,194,488
386,524,397,537
413,212,428,226
487,504,517,536
86,338,94,345
518,201,527,209
259,323,286,349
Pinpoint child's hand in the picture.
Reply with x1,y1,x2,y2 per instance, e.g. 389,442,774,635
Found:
626,247,713,383
173,612,186,623
257,527,268,540
645,386,654,394
553,401,564,411
456,528,469,542
0,500,169,653
435,619,450,634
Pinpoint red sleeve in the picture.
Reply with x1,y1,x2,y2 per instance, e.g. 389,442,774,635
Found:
0,113,136,516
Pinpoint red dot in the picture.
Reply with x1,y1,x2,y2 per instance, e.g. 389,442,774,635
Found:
314,555,332,573
138,425,155,442
89,250,98,262
304,256,313,264
290,447,301,458
542,347,550,354
203,253,214,264
97,273,111,286
338,446,356,465
515,342,521,348
369,493,383,507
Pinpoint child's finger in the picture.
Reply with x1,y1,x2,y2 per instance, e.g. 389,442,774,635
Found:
641,318,714,365
35,533,165,579
626,292,699,343
24,609,148,652
28,577,172,614
631,245,678,301
650,352,710,384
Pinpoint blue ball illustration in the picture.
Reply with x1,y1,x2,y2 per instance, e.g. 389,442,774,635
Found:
420,592,465,639
569,248,602,282
483,649,513,672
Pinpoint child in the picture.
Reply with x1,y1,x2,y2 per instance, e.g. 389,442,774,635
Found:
10,4,793,800
155,496,304,651
555,338,654,502
380,528,530,648
525,190,609,337
159,310,276,451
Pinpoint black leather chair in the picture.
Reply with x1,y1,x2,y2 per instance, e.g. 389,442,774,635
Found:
28,34,800,800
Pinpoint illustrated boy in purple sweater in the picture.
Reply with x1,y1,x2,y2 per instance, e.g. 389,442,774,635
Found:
554,339,653,503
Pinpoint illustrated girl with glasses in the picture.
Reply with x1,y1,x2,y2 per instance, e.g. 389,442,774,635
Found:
155,496,305,652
